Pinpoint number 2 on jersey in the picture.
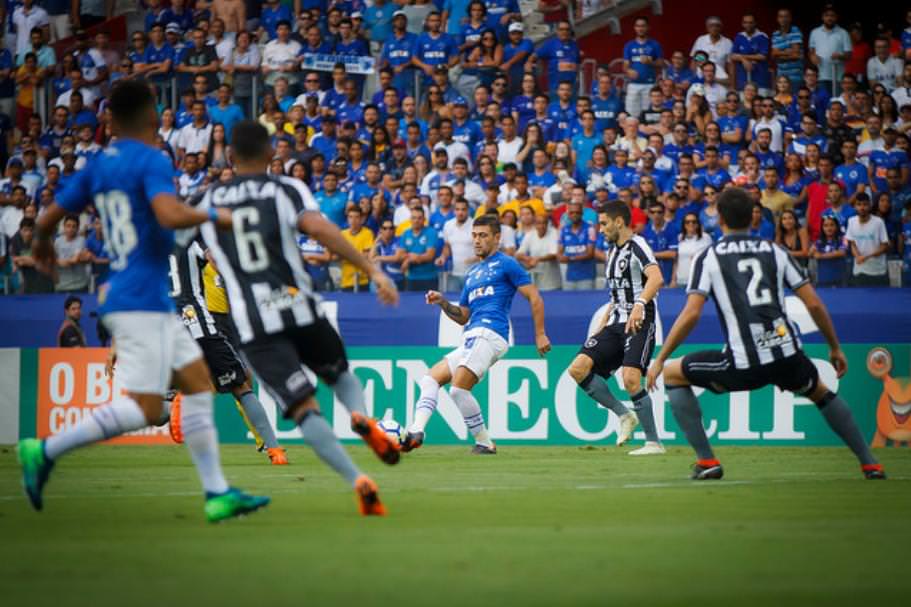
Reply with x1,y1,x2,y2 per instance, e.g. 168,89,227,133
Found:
737,258,772,306
233,207,269,272
94,191,138,271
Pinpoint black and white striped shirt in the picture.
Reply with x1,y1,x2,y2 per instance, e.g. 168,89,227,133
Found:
604,234,659,326
196,174,323,345
169,238,218,339
687,233,810,369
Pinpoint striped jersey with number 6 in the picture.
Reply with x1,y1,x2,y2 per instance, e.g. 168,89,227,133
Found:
195,175,323,344
686,234,810,369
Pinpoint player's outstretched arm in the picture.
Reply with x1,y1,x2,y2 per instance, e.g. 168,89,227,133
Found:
152,194,232,229
794,283,847,377
426,290,470,325
299,210,399,306
518,283,551,356
646,294,706,391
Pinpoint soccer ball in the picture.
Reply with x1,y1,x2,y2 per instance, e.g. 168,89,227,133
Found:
378,419,406,446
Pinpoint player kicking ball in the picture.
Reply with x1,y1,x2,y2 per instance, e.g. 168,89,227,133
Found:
646,187,885,480
403,214,551,454
17,81,270,522
568,201,666,455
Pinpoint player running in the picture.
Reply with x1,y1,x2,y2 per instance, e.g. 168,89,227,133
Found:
646,187,886,480
17,81,270,522
403,214,551,454
568,201,666,455
166,235,289,465
195,121,401,515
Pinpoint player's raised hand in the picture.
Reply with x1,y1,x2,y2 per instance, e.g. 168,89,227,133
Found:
535,333,551,357
646,359,663,392
425,290,444,305
371,270,399,307
830,347,848,378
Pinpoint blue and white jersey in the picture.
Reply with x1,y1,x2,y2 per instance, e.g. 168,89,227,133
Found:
535,37,581,86
414,32,458,78
459,251,531,341
380,31,418,70
591,93,622,132
833,161,868,196
56,139,177,315
623,38,662,84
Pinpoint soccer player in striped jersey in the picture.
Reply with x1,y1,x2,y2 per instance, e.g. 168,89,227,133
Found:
166,235,288,465
17,81,270,522
568,201,666,455
196,121,402,515
647,187,885,480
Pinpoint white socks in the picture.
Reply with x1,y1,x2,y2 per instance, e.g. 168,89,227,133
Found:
180,391,229,495
410,375,440,433
45,395,149,460
450,386,493,447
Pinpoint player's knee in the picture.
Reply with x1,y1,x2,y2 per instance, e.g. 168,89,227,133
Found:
286,396,320,424
662,360,687,387
621,368,642,394
568,355,593,384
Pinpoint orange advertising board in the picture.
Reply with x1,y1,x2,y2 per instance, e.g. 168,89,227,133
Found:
36,348,172,444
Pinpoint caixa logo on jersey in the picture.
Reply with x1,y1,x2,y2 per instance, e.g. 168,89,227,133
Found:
468,285,494,303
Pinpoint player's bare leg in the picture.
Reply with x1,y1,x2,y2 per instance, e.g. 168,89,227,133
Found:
286,396,386,515
662,360,723,480
568,354,638,446
622,366,665,455
403,360,452,451
450,366,496,454
807,382,885,479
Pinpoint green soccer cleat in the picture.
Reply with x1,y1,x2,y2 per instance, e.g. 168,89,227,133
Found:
204,488,271,523
17,438,54,511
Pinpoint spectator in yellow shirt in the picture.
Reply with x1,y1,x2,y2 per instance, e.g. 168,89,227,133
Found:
760,166,794,218
339,206,375,291
499,172,547,218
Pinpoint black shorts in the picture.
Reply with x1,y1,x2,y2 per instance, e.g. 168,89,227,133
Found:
212,312,240,351
681,350,820,396
579,321,656,376
198,334,248,393
240,319,348,416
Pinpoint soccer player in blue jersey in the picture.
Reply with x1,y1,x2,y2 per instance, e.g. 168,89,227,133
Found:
17,81,269,523
403,214,551,454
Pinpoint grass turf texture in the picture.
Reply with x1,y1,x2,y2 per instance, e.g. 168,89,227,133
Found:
0,445,907,606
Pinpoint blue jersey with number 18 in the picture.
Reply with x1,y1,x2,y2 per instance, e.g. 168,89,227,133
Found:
459,251,531,341
56,139,177,315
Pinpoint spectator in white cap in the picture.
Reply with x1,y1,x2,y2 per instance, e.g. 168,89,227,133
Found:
502,21,533,96
690,16,732,86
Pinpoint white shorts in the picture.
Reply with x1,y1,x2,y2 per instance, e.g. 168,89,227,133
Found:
104,311,203,394
445,328,509,380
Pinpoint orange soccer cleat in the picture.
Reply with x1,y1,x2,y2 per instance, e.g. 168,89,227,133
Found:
267,447,289,465
168,393,184,444
354,475,386,516
349,412,400,465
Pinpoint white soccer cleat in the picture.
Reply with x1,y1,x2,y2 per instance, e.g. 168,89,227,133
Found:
616,411,639,446
628,441,666,456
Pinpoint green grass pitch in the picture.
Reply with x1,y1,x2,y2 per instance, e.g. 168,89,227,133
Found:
0,444,908,606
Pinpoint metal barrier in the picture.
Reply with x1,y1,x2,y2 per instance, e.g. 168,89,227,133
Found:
578,58,598,96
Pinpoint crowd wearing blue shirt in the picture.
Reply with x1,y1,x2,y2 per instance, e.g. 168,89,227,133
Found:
3,4,911,296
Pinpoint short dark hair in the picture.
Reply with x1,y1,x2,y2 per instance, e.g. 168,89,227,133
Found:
474,213,501,234
717,187,753,230
63,214,80,225
599,200,631,225
231,121,272,161
108,80,156,131
64,295,82,310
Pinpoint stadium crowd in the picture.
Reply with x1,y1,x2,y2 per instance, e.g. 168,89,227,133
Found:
1,1,911,295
